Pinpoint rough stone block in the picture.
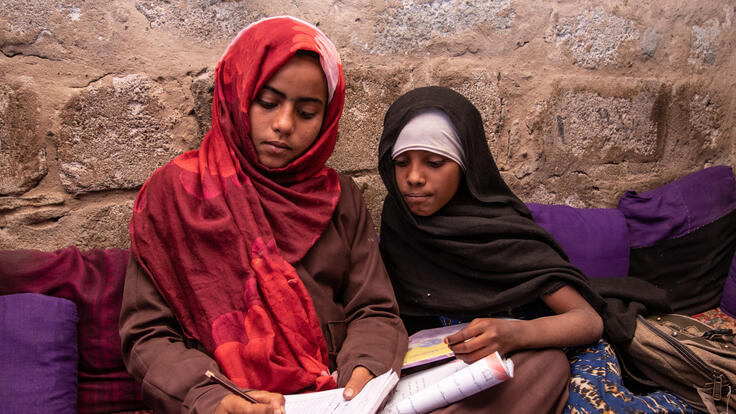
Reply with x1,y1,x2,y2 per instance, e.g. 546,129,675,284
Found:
351,173,387,233
0,83,47,195
57,74,195,194
689,18,720,66
0,1,67,58
371,0,515,54
534,80,665,163
0,194,65,212
689,92,720,148
548,8,639,68
428,64,505,143
134,0,265,42
190,69,214,140
663,83,727,165
0,200,133,251
328,64,410,173
516,79,670,206
0,1,125,61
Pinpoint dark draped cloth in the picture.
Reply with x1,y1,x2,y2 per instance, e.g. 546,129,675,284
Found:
377,86,668,345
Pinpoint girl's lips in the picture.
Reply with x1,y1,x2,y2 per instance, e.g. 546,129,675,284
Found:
265,140,290,149
262,141,291,154
403,193,431,200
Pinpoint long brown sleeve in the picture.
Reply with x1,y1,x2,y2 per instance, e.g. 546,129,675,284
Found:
119,256,231,413
297,175,408,385
333,178,408,382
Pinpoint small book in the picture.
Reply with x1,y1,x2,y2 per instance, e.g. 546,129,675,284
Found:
402,323,468,371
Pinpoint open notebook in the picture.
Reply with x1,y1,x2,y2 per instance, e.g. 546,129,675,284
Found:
284,369,398,414
284,351,513,414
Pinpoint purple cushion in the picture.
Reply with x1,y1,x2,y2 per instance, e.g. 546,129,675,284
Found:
527,204,630,278
722,254,736,318
0,247,144,413
618,166,736,248
0,293,78,413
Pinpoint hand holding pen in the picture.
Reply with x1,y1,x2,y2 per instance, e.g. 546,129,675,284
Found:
207,370,285,414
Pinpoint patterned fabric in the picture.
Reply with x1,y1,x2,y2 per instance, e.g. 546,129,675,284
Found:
130,16,344,394
691,307,736,331
565,340,700,414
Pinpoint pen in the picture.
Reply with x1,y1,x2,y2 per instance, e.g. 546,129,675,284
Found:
205,370,258,404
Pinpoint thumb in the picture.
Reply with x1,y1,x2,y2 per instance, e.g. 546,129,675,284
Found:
343,366,374,400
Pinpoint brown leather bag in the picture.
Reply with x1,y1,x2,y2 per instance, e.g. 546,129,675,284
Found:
622,314,736,414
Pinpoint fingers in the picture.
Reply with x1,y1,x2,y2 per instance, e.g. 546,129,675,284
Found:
249,390,285,411
343,366,375,400
445,321,484,346
445,318,508,362
214,392,285,414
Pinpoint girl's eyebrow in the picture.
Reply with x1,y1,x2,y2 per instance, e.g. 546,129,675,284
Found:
260,85,324,105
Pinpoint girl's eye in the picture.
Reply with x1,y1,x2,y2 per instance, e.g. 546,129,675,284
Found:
427,160,446,168
298,109,317,119
256,99,277,109
393,159,409,168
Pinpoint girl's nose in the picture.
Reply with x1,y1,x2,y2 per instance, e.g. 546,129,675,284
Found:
406,164,425,186
272,105,295,135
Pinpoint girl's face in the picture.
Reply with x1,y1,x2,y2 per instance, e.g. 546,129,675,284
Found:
393,150,462,216
249,53,328,168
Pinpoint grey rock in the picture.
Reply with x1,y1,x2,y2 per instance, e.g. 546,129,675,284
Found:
134,0,265,42
689,19,720,66
371,0,515,54
640,27,660,57
550,8,639,68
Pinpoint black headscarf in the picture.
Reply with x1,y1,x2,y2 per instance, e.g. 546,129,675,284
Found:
378,86,608,321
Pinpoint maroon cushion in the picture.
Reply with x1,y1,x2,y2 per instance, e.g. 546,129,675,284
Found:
0,247,145,413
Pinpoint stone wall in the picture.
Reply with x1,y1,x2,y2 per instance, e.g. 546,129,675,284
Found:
1,0,734,251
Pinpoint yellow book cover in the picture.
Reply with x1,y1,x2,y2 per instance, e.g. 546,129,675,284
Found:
402,323,468,370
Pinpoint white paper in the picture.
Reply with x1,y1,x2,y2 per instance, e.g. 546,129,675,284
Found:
380,352,514,414
285,369,399,414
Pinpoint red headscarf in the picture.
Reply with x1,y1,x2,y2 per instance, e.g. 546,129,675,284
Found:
129,16,344,394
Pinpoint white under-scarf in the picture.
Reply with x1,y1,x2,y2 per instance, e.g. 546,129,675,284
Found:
390,109,467,170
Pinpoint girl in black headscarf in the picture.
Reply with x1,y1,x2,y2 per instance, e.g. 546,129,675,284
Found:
378,86,606,413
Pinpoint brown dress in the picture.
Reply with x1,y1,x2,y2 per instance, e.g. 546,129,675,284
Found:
119,174,408,413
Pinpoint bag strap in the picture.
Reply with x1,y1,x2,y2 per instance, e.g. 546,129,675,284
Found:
702,328,736,345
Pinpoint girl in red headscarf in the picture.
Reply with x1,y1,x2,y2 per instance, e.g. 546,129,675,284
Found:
120,16,407,414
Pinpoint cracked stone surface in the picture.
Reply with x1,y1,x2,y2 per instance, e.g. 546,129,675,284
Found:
0,200,133,250
57,74,197,194
0,82,47,195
